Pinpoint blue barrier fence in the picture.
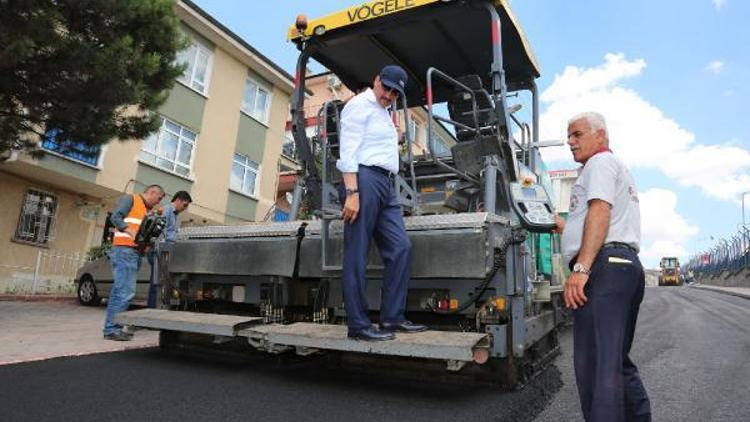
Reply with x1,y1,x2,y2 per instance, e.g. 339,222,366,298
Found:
685,227,750,278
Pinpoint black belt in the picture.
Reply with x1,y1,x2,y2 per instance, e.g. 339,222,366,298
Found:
569,242,638,270
602,242,637,253
361,165,395,179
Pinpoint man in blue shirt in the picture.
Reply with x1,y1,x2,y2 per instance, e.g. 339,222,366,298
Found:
337,65,427,341
147,190,192,308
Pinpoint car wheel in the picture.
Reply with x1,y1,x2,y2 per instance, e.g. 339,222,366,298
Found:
78,275,100,306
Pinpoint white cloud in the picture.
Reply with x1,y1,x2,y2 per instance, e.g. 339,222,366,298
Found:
541,53,646,103
638,188,700,264
705,60,724,74
712,0,727,10
539,53,750,202
661,144,750,201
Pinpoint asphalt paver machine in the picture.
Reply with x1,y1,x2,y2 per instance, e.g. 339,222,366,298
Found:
118,0,564,387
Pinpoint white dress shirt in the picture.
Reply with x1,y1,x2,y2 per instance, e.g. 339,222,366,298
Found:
336,88,400,174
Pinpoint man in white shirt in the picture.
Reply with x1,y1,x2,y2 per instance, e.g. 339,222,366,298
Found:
556,112,651,421
337,65,427,341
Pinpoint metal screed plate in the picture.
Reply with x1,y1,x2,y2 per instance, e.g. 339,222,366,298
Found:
239,323,489,366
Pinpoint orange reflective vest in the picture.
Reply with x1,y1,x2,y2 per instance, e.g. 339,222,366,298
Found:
112,194,147,247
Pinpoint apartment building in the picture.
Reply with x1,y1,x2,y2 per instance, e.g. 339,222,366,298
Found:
0,0,295,292
548,169,579,215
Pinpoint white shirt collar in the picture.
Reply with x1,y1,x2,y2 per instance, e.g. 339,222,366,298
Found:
363,88,382,107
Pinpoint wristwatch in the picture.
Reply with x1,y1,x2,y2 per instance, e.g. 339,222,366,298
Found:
572,263,591,275
345,188,359,196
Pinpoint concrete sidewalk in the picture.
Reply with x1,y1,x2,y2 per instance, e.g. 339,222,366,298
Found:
690,284,750,300
0,301,158,366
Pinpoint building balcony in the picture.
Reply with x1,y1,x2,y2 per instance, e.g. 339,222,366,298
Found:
41,129,101,167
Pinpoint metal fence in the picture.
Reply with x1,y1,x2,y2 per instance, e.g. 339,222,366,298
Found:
0,249,89,295
685,227,750,277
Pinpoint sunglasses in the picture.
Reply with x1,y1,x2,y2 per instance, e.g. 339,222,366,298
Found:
380,80,400,96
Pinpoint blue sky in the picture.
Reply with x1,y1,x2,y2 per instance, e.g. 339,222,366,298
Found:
192,0,749,267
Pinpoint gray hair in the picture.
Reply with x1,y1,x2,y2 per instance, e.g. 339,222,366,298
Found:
568,112,608,137
144,184,164,194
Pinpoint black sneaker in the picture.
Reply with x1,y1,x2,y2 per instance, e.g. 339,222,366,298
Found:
104,331,133,341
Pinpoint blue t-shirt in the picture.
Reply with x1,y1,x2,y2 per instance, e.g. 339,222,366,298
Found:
161,203,178,242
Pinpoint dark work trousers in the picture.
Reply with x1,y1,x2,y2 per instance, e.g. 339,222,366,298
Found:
339,165,412,331
147,247,158,308
147,242,174,308
573,246,651,422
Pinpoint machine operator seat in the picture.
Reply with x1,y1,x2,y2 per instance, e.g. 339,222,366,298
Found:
446,75,496,143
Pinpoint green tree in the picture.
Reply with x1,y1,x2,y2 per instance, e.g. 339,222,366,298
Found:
0,0,186,156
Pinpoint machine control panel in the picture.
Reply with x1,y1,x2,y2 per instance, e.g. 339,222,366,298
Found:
508,182,556,232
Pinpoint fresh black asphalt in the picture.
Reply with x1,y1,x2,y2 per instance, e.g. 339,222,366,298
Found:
1,287,748,422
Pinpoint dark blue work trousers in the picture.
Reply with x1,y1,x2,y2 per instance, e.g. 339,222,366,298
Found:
147,241,174,309
147,248,158,308
340,165,411,331
573,246,651,422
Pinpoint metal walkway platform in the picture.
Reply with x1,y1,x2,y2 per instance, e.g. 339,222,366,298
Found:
239,323,490,371
305,212,510,235
177,212,510,240
115,309,263,337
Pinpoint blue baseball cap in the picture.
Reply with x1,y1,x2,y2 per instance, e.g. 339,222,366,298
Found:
379,65,407,96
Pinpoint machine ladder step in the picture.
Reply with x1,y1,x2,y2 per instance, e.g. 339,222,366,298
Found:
239,323,490,371
115,309,263,337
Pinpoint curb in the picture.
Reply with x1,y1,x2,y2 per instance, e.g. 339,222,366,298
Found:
0,294,78,303
689,285,750,300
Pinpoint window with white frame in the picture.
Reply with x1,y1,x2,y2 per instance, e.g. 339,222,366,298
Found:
281,132,296,159
241,77,271,124
14,189,58,245
140,117,197,178
230,153,260,197
407,118,420,143
176,40,213,95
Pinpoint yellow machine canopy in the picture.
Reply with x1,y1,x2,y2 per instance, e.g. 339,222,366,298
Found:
289,0,540,107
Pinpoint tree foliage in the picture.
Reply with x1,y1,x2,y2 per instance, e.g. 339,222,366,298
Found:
0,0,186,156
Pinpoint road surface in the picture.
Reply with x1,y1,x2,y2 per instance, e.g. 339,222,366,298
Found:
0,287,747,422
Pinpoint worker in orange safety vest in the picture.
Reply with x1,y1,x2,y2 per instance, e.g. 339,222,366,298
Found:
103,184,164,341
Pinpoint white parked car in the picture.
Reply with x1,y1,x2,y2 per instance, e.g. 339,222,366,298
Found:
75,255,152,306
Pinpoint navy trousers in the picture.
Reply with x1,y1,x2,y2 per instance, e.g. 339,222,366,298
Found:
573,246,651,422
340,165,411,331
147,248,158,308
